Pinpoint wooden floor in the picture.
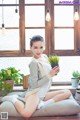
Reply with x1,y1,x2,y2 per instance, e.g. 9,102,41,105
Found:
7,113,80,120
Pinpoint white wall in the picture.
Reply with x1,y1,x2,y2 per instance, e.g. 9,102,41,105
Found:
53,56,80,82
0,57,32,75
0,56,80,82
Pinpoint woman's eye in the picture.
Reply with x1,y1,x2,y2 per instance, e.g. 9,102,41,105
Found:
40,46,43,49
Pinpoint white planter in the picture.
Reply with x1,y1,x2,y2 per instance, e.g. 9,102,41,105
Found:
71,78,79,88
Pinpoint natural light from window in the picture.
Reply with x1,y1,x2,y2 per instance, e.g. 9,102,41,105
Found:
0,29,19,50
25,6,45,27
54,6,74,27
54,29,74,50
25,0,44,4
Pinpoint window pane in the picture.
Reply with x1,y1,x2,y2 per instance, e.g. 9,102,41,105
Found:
25,6,45,27
0,29,19,50
25,29,45,50
54,29,74,50
0,0,19,4
0,7,19,27
54,0,62,4
25,0,44,4
54,6,74,26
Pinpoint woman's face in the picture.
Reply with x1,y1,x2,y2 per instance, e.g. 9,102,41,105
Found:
30,41,44,59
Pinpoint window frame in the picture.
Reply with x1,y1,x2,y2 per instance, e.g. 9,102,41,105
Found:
49,0,80,56
0,0,80,57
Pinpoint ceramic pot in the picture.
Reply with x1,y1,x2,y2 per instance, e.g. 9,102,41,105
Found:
51,63,59,68
4,80,14,91
71,78,79,88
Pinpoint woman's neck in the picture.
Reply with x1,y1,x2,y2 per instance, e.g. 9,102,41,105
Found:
33,55,42,59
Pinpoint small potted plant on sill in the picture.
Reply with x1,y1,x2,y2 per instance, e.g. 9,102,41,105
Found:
48,55,59,68
71,70,80,88
0,67,24,95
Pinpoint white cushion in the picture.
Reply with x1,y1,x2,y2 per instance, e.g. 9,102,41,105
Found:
0,92,80,117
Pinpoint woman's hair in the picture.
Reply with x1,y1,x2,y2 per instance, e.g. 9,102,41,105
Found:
30,35,44,47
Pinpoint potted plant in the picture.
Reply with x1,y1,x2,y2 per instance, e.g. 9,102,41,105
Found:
0,67,24,95
48,55,59,68
71,70,80,88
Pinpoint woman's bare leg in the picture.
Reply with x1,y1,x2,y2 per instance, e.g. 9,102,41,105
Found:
15,93,39,118
44,90,71,102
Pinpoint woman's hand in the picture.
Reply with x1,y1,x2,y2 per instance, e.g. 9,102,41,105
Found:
49,66,60,77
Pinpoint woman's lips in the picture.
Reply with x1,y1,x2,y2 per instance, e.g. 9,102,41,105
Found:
36,53,40,55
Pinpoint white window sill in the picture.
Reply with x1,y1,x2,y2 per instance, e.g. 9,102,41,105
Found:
13,85,76,90
13,85,77,94
50,85,77,94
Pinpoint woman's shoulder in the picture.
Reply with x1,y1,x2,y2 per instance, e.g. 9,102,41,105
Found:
29,58,38,66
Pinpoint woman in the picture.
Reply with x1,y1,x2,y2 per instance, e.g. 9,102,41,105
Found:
2,35,71,118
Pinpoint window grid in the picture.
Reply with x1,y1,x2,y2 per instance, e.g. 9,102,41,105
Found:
0,0,80,56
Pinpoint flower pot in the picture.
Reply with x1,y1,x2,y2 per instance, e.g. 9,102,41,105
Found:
71,78,79,88
4,80,14,91
51,63,59,68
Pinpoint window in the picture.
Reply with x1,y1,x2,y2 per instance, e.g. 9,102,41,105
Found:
25,3,45,54
0,0,20,56
0,0,80,56
0,0,46,56
0,29,19,50
54,29,74,50
50,0,80,56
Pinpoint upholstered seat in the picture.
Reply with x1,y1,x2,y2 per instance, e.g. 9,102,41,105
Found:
0,92,80,117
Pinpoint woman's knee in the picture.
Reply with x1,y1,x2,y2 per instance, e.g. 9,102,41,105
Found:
21,111,32,118
65,90,72,97
22,94,39,118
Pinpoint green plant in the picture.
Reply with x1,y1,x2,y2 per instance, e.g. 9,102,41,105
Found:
71,70,80,88
48,55,59,68
0,67,24,95
72,70,80,79
0,67,24,84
